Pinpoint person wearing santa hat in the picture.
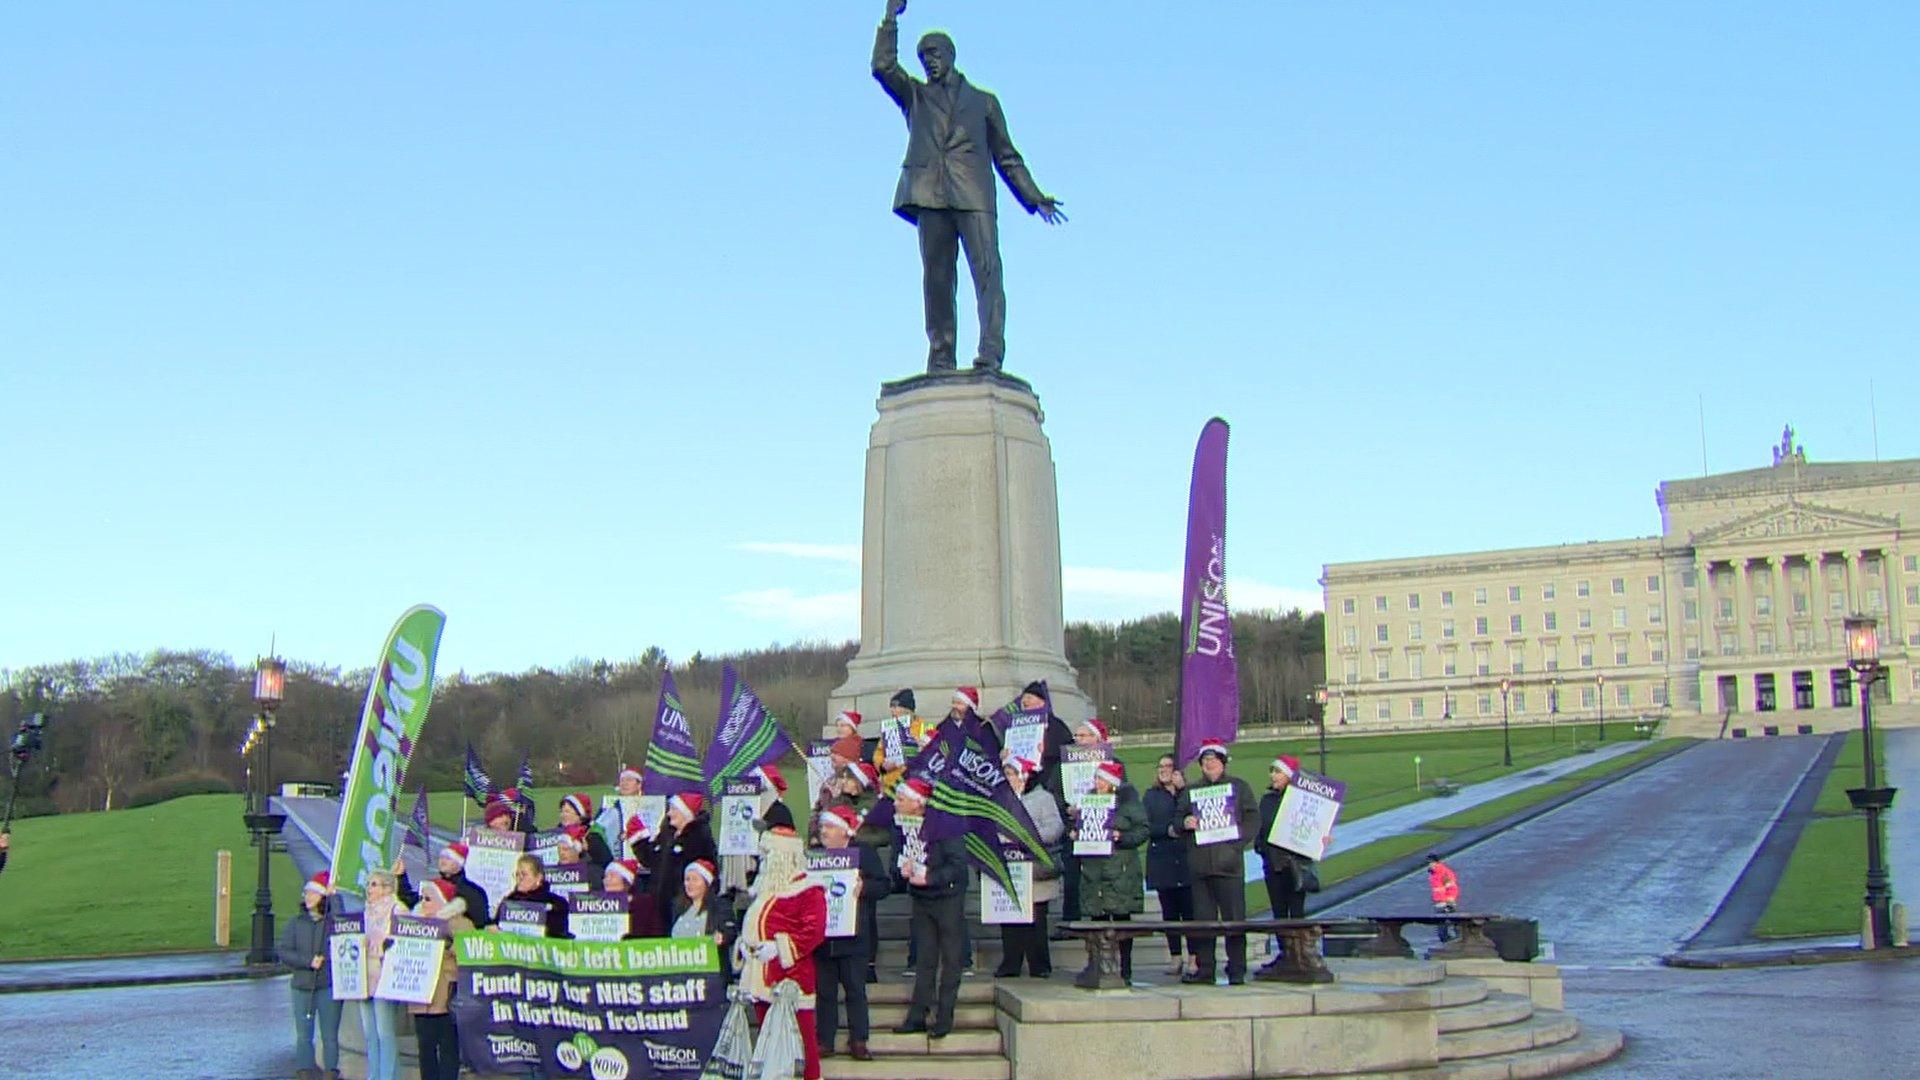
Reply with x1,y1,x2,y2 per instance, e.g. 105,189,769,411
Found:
738,826,830,1080
671,858,732,957
357,869,409,1080
400,840,496,929
557,792,615,871
1053,714,1114,936
615,764,644,799
482,796,521,835
890,778,971,1039
280,872,342,1080
648,791,718,928
1255,755,1316,973
601,859,667,939
556,824,593,866
1174,740,1258,985
1071,760,1150,986
408,878,474,1080
812,804,889,1061
994,757,1065,979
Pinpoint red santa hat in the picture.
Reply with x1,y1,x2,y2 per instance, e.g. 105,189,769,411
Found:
820,804,863,836
1079,717,1111,742
1094,760,1125,788
754,764,789,795
419,878,456,904
483,799,516,825
303,871,331,897
1197,739,1231,763
560,824,590,852
669,792,705,819
1271,755,1301,779
624,815,652,844
952,686,981,713
1006,756,1039,779
835,710,862,732
607,859,641,887
847,761,880,790
440,841,470,868
685,859,716,886
560,792,593,821
617,763,643,786
898,777,933,805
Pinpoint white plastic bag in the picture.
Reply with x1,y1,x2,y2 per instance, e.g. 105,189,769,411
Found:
747,980,806,1080
701,989,755,1080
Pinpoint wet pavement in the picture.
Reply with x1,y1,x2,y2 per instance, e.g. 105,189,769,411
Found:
0,950,253,993
1884,727,1919,911
1323,736,1829,963
0,976,297,1078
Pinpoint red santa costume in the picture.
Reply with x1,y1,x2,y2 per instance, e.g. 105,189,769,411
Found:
739,826,829,1080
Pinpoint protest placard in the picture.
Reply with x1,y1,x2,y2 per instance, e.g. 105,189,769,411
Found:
807,850,860,938
716,778,762,857
463,829,526,917
374,914,450,1005
1270,770,1346,861
598,795,658,860
327,913,368,1001
806,739,838,804
497,900,550,938
1190,783,1240,846
1060,745,1111,808
879,719,906,770
527,828,567,868
894,813,927,877
454,934,726,1080
981,855,1034,925
1002,710,1046,767
568,891,631,943
546,865,591,900
1073,792,1116,857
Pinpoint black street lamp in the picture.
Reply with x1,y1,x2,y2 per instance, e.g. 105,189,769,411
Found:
1596,673,1607,742
1313,686,1329,775
1844,615,1897,949
243,655,287,967
1499,678,1512,767
1549,678,1560,744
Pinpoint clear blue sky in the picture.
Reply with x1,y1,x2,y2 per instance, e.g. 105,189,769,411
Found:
4,3,1914,677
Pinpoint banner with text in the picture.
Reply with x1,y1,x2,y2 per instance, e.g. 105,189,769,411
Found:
374,914,450,1005
1190,783,1240,846
807,850,860,938
328,914,369,1001
1176,418,1239,766
463,829,526,916
1270,770,1346,861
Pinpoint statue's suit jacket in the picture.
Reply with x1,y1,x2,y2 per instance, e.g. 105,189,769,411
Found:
873,21,1047,224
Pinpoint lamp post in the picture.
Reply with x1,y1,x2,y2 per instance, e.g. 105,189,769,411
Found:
244,655,287,967
1844,615,1897,948
1596,673,1607,742
1549,678,1560,744
1499,678,1512,767
1313,685,1329,775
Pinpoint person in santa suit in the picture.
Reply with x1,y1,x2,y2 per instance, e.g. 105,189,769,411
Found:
736,825,830,1080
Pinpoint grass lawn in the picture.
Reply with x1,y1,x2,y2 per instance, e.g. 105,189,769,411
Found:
1754,731,1887,939
1422,740,1683,830
0,794,304,961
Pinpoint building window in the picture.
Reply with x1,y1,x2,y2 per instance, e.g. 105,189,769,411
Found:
1616,684,1631,706
1378,701,1391,721
1442,619,1456,639
1912,669,1920,692
1441,590,1454,608
1649,636,1666,663
1757,630,1775,654
1829,593,1846,614
1513,690,1527,713
1343,626,1357,647
1581,687,1597,708
1478,693,1494,716
1543,583,1557,602
1685,635,1701,660
1869,588,1885,612
1578,643,1594,667
1544,645,1560,671
1720,633,1739,657
1756,594,1772,617
1474,587,1488,605
1375,596,1388,612
1508,585,1522,603
1410,621,1424,642
1411,697,1426,718
1614,643,1630,665
1611,577,1626,596
1342,598,1357,615
1510,614,1524,634
1681,569,1698,588
1653,683,1669,706
1906,585,1919,606
1376,624,1389,644
1718,598,1735,621
1648,605,1664,625
1683,599,1699,621
1646,575,1661,593
1793,592,1810,615
1408,593,1422,611
1544,611,1559,631
1408,652,1424,679
1475,616,1490,636
1907,555,1919,574
1579,609,1593,630
1343,702,1358,723
1376,656,1391,679
1343,659,1359,682
1474,647,1491,676
1613,606,1629,629
1443,653,1458,677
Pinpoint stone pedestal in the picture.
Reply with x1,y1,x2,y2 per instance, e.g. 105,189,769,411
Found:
830,370,1091,725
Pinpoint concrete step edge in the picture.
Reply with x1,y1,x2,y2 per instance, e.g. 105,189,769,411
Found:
1438,1010,1584,1062
1434,991,1535,1034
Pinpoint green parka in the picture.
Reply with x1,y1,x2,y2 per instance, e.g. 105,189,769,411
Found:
1075,782,1150,916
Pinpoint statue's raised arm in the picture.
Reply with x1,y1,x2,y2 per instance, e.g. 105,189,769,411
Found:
872,0,915,114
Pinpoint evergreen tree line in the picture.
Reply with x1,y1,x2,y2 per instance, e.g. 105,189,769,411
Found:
0,610,1322,817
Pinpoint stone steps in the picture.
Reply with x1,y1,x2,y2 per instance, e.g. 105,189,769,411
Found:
1434,1023,1625,1080
1435,991,1535,1035
822,1052,1013,1080
864,1028,1005,1055
1438,1010,1582,1061
866,1001,999,1029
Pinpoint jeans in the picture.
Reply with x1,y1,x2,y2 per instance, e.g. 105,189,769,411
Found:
413,1012,460,1080
1155,885,1194,955
356,998,401,1080
290,984,342,1072
1187,874,1247,980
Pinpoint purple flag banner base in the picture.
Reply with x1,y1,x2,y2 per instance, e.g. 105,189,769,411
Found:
1177,417,1239,766
454,934,726,1079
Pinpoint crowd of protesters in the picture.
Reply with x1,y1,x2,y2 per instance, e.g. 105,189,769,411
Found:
270,679,1344,1079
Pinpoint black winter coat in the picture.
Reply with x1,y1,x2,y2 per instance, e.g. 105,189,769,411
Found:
400,869,494,928
505,882,572,938
1173,774,1259,879
817,842,892,960
1256,789,1315,883
905,835,969,900
648,815,718,922
1142,784,1191,891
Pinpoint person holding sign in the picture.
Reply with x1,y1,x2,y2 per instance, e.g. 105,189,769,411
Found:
1256,756,1316,921
1017,681,1076,799
993,758,1064,979
812,805,889,1062
399,841,493,930
874,689,931,793
556,792,614,872
1174,740,1258,986
891,779,971,1040
739,826,830,1080
596,858,666,939
1071,761,1149,987
407,880,473,1080
500,855,571,938
356,870,408,1080
279,872,342,1080
648,791,718,928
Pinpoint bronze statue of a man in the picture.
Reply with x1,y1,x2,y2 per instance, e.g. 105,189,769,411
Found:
873,0,1066,374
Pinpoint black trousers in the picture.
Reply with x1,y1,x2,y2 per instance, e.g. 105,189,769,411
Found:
907,893,966,1027
815,953,871,1049
995,900,1052,975
917,209,1005,367
1156,885,1194,954
1187,874,1247,979
413,1012,460,1080
1264,870,1306,919
1060,854,1082,922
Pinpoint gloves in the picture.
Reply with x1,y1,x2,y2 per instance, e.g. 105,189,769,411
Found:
753,941,779,962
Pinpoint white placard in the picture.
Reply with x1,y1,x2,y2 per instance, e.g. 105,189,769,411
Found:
372,916,447,1005
717,779,762,857
527,829,566,868
1002,714,1046,767
894,813,927,877
567,891,631,942
1270,770,1346,861
1073,793,1116,857
495,899,550,937
461,829,526,916
808,850,860,938
1060,746,1110,808
982,859,1034,925
1190,783,1241,846
327,915,368,1001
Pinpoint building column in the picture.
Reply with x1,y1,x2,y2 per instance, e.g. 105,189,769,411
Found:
1764,555,1787,656
1845,550,1863,618
1731,557,1753,658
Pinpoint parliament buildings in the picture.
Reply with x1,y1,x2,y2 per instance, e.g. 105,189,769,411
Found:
1320,430,1915,731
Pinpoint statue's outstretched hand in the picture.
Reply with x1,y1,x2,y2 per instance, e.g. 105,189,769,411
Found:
884,0,907,20
1036,198,1068,225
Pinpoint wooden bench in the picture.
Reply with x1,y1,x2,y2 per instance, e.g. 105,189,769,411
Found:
1060,915,1510,990
1333,914,1506,961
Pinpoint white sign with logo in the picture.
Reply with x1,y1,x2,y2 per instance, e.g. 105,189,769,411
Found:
717,778,762,857
981,858,1034,925
808,850,860,938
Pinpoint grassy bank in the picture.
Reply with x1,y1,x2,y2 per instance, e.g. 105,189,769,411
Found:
1754,731,1885,939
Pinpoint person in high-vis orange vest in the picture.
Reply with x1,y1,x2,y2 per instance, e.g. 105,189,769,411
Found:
1427,853,1461,941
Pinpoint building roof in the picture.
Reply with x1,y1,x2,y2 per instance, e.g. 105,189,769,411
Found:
1658,458,1920,508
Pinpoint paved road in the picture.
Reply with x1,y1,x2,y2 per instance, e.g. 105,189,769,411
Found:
1568,962,1920,1077
0,977,297,1078
1323,736,1828,963
1884,727,1919,911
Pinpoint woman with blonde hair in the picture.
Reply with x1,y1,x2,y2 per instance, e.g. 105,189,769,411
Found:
359,869,408,1080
